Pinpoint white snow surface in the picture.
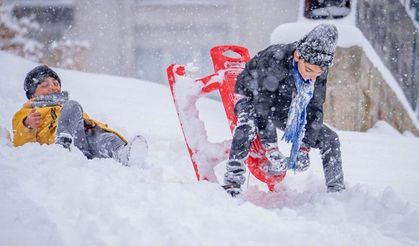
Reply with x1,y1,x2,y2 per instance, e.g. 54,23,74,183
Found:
1,51,419,246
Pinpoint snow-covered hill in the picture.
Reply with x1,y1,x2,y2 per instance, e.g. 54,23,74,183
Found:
1,51,419,246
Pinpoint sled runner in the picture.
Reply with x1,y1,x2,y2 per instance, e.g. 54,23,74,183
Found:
166,45,286,191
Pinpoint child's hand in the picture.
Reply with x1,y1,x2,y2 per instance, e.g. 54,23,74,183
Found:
24,108,42,129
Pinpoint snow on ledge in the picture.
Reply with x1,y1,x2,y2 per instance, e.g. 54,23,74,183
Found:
270,22,419,130
6,0,75,6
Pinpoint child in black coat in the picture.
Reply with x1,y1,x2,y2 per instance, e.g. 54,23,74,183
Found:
224,24,345,196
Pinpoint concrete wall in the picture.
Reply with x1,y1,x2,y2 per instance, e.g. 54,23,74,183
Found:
357,0,419,113
325,46,419,135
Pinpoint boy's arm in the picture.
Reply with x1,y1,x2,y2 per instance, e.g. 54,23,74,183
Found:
235,46,268,98
12,108,37,147
235,45,284,145
235,59,258,98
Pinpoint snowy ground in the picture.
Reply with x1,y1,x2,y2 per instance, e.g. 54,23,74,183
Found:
1,51,419,246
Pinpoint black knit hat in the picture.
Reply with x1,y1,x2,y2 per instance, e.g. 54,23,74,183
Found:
296,24,338,68
24,65,61,99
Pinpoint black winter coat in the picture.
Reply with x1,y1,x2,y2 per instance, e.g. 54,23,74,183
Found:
235,42,328,146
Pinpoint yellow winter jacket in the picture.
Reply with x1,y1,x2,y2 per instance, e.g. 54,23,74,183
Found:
12,100,127,147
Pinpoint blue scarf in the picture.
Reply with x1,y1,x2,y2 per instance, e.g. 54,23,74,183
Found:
282,62,315,170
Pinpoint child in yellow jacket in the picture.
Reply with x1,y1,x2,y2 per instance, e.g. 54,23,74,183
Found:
13,65,148,166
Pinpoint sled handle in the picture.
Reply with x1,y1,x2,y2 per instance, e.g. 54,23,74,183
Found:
167,64,222,94
210,45,250,72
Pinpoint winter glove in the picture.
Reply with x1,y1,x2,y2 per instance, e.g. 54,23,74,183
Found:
295,143,311,172
265,146,288,175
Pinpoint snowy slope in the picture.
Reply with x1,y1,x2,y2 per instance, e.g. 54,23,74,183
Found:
1,51,419,246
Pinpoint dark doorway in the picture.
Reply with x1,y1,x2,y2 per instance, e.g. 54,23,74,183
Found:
304,0,351,19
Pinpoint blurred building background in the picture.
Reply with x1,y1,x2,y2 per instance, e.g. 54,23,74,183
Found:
11,0,75,45
3,0,299,83
65,0,299,83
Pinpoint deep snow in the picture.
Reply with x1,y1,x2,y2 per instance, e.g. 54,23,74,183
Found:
1,50,419,246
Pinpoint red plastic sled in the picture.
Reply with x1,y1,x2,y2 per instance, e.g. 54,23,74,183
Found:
167,45,286,191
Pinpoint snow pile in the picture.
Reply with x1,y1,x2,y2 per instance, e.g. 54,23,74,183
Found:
366,121,403,135
1,51,419,245
171,67,230,182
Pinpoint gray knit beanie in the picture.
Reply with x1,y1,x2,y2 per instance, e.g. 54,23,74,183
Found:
24,65,61,99
296,24,338,68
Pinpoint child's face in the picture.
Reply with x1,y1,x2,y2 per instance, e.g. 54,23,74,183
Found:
293,51,324,81
34,77,61,97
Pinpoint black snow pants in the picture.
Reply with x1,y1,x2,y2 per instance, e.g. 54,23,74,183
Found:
224,98,345,191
